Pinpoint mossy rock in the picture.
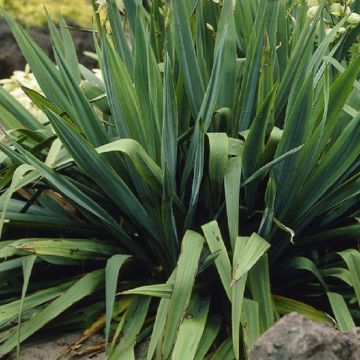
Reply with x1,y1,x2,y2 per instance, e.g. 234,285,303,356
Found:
0,0,93,27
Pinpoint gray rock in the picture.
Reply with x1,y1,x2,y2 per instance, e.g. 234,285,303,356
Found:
0,18,96,79
250,312,360,360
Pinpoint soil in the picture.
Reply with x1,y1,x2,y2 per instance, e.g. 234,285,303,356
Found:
7,333,106,360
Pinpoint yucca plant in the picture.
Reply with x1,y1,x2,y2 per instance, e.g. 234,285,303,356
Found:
0,0,360,358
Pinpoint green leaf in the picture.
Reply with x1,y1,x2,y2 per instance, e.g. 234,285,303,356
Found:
202,221,232,299
224,156,242,248
162,230,204,358
16,255,36,358
0,164,36,238
121,284,172,298
327,292,355,332
105,255,132,347
242,144,305,187
231,238,247,360
249,255,274,333
0,281,75,324
146,273,175,360
338,250,360,308
0,270,104,357
3,11,68,107
195,314,222,360
232,234,270,283
235,1,268,131
170,0,205,117
0,86,41,131
11,238,119,261
207,133,229,205
102,38,151,153
172,294,210,360
109,295,150,359
243,85,277,209
241,298,260,351
2,142,151,265
44,108,160,241
209,337,234,360
273,295,331,324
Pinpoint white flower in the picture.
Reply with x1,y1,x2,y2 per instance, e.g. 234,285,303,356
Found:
307,5,319,18
330,3,346,17
206,23,215,33
306,0,318,7
116,0,125,13
92,69,103,82
325,27,333,36
337,27,347,34
96,0,124,13
347,12,360,25
95,0,107,12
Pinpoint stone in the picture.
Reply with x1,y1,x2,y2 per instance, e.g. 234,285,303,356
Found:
250,312,360,360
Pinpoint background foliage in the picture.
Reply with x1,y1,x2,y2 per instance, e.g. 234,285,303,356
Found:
0,0,93,27
0,0,359,358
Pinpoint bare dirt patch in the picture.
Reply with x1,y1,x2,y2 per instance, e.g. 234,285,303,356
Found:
8,333,106,360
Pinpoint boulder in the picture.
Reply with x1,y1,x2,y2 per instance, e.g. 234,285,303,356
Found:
250,312,360,360
0,18,96,79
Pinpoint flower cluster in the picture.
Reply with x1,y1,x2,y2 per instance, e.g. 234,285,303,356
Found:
307,1,360,26
1,66,105,119
306,0,360,53
95,0,124,13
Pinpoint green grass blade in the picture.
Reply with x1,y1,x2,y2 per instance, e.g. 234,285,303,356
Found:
202,221,232,299
162,230,204,358
209,337,234,360
194,314,222,360
241,298,260,352
242,144,304,187
0,87,41,131
243,85,277,209
0,270,104,357
106,0,133,71
161,53,178,185
232,234,271,282
4,142,151,264
231,273,246,360
235,1,268,131
170,0,205,117
249,255,274,333
53,46,109,147
273,295,331,324
0,164,35,238
0,281,75,324
338,250,360,308
105,255,132,348
327,292,355,332
172,294,210,360
109,295,150,359
11,238,120,261
16,255,36,358
146,273,175,360
96,139,163,195
121,284,172,298
207,133,229,206
3,11,68,107
224,156,242,249
44,108,159,241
